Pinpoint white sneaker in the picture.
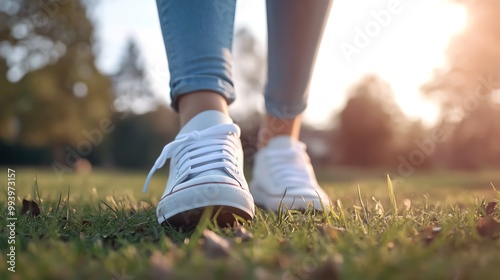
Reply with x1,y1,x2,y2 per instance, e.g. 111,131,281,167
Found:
250,136,331,211
143,111,255,227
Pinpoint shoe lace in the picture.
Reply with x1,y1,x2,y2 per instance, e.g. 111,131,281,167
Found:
266,142,315,188
143,123,241,192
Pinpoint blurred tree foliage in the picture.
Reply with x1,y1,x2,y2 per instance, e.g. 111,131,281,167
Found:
112,38,155,113
2,1,498,171
232,28,266,164
336,75,403,167
107,37,178,169
423,0,500,169
0,0,112,148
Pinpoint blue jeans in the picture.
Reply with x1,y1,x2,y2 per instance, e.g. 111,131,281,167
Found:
156,0,333,118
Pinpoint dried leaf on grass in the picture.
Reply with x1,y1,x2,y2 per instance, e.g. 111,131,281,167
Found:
477,216,500,238
317,224,346,241
21,199,41,217
421,226,441,245
234,224,253,242
200,229,232,258
485,202,497,216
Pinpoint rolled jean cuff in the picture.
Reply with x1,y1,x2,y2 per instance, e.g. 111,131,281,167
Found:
264,98,307,119
170,75,235,111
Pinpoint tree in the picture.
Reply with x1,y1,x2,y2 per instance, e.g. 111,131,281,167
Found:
107,39,177,168
423,0,500,168
231,27,266,117
112,38,155,114
336,75,402,167
231,28,266,163
0,0,113,151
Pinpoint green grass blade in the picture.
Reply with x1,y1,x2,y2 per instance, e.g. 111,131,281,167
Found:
357,185,368,221
337,199,349,231
492,183,500,201
387,174,398,218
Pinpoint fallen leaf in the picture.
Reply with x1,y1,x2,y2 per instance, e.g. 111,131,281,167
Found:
309,257,341,280
485,202,497,216
317,224,346,241
149,251,174,280
200,229,232,258
21,199,41,217
477,216,500,238
234,224,253,242
421,226,441,245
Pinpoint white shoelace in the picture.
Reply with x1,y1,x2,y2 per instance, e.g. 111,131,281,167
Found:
143,123,241,192
266,142,315,188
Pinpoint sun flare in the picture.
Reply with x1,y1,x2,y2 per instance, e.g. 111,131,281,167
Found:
306,1,469,127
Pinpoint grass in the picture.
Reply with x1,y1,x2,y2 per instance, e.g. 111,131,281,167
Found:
1,168,500,280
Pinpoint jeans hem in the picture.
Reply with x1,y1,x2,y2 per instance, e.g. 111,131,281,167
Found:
170,76,235,111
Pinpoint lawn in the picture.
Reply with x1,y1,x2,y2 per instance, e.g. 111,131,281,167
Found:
1,168,500,280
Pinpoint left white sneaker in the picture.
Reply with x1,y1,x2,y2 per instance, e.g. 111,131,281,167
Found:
250,136,331,211
143,111,255,228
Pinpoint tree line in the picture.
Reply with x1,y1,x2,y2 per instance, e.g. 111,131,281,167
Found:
1,0,499,172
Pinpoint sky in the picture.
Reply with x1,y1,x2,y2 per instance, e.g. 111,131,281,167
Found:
92,0,468,128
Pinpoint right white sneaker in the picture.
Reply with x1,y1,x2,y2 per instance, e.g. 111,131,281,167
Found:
143,111,255,228
250,136,331,211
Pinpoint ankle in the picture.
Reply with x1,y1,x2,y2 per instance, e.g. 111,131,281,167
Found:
178,91,229,127
257,114,302,149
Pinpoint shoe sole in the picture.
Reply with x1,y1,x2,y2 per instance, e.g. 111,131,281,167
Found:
157,183,255,228
250,183,330,212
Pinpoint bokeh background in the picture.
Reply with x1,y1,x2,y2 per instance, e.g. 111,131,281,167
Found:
1,0,499,178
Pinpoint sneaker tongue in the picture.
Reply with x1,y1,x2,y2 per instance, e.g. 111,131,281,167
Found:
177,110,234,181
266,135,296,149
178,110,233,136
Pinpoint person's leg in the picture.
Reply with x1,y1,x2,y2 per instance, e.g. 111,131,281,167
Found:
156,0,236,127
144,0,254,228
258,0,333,148
257,115,302,150
251,0,333,211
